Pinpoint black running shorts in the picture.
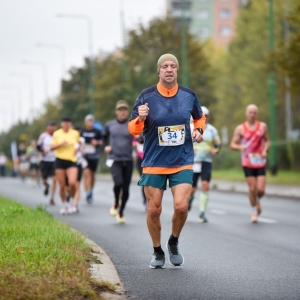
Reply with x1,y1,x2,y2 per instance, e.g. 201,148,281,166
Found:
40,161,55,179
192,161,212,187
243,167,266,177
55,158,77,170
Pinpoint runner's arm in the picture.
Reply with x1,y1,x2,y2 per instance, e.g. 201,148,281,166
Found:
262,123,270,157
230,125,244,151
213,130,222,154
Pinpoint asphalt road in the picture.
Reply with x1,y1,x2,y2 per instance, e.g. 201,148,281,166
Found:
1,177,300,300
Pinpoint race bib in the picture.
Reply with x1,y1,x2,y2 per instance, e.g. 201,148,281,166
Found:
193,162,202,173
158,125,185,146
84,144,96,154
249,154,266,166
106,159,114,168
30,157,37,164
81,158,88,169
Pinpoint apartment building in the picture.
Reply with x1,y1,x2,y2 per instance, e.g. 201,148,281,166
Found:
167,0,248,46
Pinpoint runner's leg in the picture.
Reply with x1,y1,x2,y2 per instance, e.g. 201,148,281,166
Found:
144,186,164,247
171,183,191,237
110,162,123,209
66,167,78,198
119,161,133,217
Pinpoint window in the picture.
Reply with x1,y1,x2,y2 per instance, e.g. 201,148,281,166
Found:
220,26,231,37
220,9,231,19
199,27,210,38
198,9,209,19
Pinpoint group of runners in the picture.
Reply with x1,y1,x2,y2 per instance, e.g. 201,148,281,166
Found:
12,53,269,269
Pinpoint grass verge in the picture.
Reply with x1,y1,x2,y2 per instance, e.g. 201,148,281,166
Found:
213,169,300,185
0,196,110,300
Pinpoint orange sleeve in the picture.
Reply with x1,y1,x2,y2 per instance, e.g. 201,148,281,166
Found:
194,115,206,131
128,117,144,135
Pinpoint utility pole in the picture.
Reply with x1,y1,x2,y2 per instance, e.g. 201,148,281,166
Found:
56,14,95,114
284,0,292,141
268,0,277,175
180,0,188,86
120,0,127,87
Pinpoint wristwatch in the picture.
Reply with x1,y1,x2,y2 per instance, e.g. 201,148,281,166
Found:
197,128,204,135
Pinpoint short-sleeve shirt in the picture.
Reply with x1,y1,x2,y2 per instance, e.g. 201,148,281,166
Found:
80,128,102,160
51,129,80,162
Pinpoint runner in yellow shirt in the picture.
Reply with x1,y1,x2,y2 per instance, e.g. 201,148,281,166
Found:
51,116,80,214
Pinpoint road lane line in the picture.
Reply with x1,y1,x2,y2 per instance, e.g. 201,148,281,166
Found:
210,209,227,215
259,217,277,224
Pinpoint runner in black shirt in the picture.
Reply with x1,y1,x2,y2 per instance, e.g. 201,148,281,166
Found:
81,114,103,203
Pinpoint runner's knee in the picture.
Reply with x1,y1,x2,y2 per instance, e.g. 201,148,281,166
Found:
257,189,265,198
174,203,188,215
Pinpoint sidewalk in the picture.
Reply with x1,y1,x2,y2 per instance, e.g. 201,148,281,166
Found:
97,174,300,199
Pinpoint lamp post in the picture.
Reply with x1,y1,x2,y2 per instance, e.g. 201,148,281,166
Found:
120,0,127,85
36,43,66,79
268,0,277,175
1,85,22,121
180,0,188,86
10,72,34,121
0,97,14,128
56,13,95,114
22,59,48,102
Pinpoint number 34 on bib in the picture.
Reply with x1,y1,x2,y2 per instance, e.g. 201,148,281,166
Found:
158,125,185,146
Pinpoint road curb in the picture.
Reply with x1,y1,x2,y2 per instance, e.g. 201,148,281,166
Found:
85,237,127,299
97,174,300,200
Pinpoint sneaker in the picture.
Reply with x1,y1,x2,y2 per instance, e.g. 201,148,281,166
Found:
199,212,208,223
60,206,68,215
86,190,93,204
68,204,79,214
49,198,55,206
251,214,258,223
166,242,184,266
116,214,125,224
110,206,118,216
149,252,165,269
44,183,49,196
256,202,262,215
188,194,194,212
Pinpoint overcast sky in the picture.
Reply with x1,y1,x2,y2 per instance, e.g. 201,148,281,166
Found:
0,0,166,130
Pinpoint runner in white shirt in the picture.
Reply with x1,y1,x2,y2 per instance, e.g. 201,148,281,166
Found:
37,121,57,205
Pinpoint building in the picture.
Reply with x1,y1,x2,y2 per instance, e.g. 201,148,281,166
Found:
167,0,248,46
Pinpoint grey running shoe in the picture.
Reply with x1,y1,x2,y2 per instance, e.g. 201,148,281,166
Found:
199,212,208,223
166,242,184,266
149,252,165,269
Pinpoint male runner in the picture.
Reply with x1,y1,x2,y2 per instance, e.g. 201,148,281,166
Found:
128,54,206,268
26,139,41,186
188,107,221,223
104,100,133,224
230,104,270,223
81,114,102,203
37,121,57,205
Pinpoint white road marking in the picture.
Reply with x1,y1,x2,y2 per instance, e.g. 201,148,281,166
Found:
210,209,227,215
259,217,277,224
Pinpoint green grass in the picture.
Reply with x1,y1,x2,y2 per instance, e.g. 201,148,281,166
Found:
213,169,300,185
0,197,108,300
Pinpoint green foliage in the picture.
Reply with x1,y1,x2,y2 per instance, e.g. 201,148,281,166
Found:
212,0,299,140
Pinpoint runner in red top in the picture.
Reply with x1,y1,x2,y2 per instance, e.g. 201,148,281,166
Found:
230,104,270,223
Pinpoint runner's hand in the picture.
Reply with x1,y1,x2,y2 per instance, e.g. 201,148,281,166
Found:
91,139,98,146
61,141,68,147
104,145,112,154
138,103,149,121
192,130,203,143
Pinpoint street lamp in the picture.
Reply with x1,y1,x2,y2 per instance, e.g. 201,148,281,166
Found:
1,85,22,121
10,72,34,121
0,95,16,126
36,43,66,79
180,0,188,86
268,0,277,175
56,13,95,113
21,59,48,102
